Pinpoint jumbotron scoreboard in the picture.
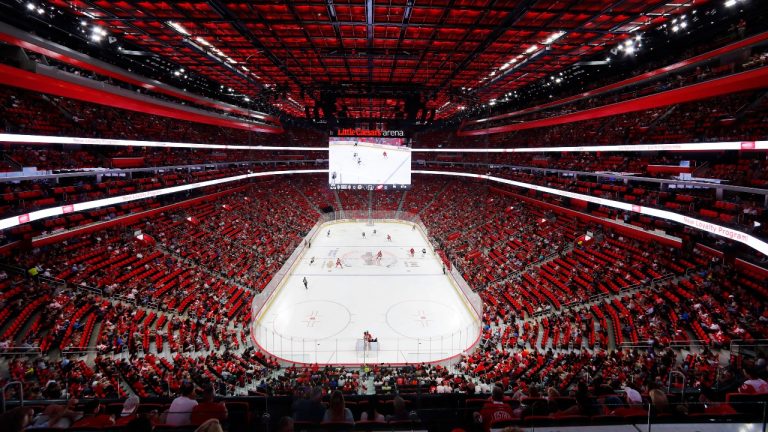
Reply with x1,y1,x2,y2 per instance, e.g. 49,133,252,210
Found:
328,128,412,191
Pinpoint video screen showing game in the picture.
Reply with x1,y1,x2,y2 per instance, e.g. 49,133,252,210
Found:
328,136,411,190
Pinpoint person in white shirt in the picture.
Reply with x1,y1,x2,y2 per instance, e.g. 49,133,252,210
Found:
623,384,643,405
740,368,768,394
165,381,198,426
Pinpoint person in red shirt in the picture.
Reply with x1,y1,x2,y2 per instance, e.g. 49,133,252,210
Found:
72,400,115,429
474,386,516,432
191,384,228,425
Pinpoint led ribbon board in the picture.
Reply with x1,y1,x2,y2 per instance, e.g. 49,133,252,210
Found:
412,170,768,257
1,133,765,153
0,165,764,257
0,169,327,231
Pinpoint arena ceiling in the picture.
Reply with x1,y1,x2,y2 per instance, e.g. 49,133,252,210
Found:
31,0,705,120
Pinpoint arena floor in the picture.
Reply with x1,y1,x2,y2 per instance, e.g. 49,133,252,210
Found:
252,221,480,365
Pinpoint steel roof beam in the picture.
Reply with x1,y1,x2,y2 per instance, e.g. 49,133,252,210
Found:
433,0,538,95
325,0,354,84
207,0,310,98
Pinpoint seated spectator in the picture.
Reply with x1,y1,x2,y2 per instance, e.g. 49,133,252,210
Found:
623,383,642,405
388,395,413,422
474,386,516,431
0,407,34,432
125,416,154,432
648,389,669,415
739,368,768,393
278,416,294,432
72,399,115,428
27,401,82,429
191,384,228,425
194,418,223,432
116,395,141,426
560,381,594,416
292,386,325,422
322,390,354,424
165,381,198,426
360,395,385,422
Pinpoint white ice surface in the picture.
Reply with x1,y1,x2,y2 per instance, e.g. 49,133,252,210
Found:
253,221,479,365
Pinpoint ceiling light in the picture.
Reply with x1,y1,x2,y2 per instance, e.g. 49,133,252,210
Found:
90,34,102,42
26,3,35,10
724,0,736,6
672,25,680,32
167,21,190,36
525,44,539,54
543,31,566,45
195,37,211,46
37,7,44,14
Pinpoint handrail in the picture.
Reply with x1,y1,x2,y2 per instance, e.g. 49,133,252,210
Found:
61,347,100,355
668,370,686,399
0,346,43,356
1,381,23,413
620,340,706,350
0,263,68,288
730,339,768,349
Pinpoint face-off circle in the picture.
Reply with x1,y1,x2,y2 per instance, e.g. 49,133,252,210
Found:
272,300,352,340
385,300,461,339
339,250,398,267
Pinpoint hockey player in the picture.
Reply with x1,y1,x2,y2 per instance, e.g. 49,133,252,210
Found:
383,151,388,158
303,277,308,290
362,232,366,239
310,257,315,266
336,258,343,268
375,250,383,265
327,229,331,237
386,234,392,242
410,247,415,258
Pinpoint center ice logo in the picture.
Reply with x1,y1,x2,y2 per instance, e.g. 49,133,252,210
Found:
361,251,397,267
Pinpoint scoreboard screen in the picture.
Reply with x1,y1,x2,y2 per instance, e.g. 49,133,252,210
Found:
328,136,411,190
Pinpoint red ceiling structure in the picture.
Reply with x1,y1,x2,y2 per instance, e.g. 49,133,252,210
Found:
43,0,707,119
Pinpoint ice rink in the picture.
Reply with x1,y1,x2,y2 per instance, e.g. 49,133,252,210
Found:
252,221,481,365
